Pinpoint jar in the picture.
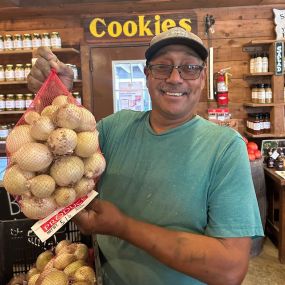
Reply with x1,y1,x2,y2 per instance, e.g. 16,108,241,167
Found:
4,64,15,81
23,33,32,50
0,35,4,50
15,64,25,81
262,53,268,73
13,34,23,50
41,33,51,47
50,32,62,49
15,94,25,110
0,65,4,81
5,94,15,110
255,53,263,73
4,34,13,50
24,63,32,79
258,113,264,134
0,94,5,111
32,33,42,49
265,84,272,104
73,92,82,105
25,93,34,109
0,124,9,141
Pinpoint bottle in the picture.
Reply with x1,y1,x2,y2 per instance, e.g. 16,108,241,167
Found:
265,84,272,103
15,94,25,110
5,94,15,110
255,53,263,73
13,34,23,50
259,113,264,134
41,33,51,47
24,63,32,79
251,84,258,103
253,113,261,135
262,52,269,73
0,35,4,50
0,65,4,82
4,34,13,50
267,150,275,168
264,113,271,133
258,84,266,104
249,54,255,73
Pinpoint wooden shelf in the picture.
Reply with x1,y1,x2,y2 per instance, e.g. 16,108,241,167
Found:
245,131,285,138
0,47,79,56
244,102,285,107
0,110,25,115
243,40,276,47
243,72,274,79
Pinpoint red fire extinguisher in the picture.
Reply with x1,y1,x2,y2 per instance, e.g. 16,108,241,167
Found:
215,68,231,107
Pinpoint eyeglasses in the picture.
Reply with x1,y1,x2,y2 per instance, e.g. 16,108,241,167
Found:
147,64,205,80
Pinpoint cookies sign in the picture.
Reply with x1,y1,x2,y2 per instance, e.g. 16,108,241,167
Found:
273,9,285,40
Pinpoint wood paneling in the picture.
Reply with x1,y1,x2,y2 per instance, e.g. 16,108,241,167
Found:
0,3,284,135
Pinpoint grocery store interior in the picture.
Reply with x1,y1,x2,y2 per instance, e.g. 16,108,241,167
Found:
1,0,285,284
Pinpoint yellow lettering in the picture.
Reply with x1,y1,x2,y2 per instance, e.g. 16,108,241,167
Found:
123,20,138,37
138,15,153,36
179,19,192,31
161,19,176,32
154,15,161,35
89,18,106,38
108,21,123,37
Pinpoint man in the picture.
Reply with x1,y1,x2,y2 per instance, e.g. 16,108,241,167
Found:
28,27,263,285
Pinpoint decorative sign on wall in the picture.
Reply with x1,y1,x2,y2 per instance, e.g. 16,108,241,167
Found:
83,13,198,43
273,8,285,40
274,41,284,75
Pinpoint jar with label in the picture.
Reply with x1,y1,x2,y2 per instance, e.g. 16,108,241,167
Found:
249,54,255,73
13,34,23,50
50,32,62,49
0,35,4,50
32,33,42,49
5,94,15,110
0,124,9,142
24,63,32,79
0,65,4,82
41,33,51,47
258,83,266,104
15,64,25,81
258,113,264,133
0,94,5,111
73,92,82,105
25,93,34,109
265,84,272,103
23,33,32,50
5,64,15,81
251,84,258,103
15,94,25,110
4,34,13,50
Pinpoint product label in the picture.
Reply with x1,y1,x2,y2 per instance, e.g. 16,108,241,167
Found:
31,190,98,242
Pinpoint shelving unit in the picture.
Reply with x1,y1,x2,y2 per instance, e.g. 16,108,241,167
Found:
242,40,285,138
0,47,82,155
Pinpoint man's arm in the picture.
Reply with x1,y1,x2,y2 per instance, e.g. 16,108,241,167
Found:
73,199,251,285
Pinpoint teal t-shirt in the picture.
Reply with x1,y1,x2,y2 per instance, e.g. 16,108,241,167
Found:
96,110,264,285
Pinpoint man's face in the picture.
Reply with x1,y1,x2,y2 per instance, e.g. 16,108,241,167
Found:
145,45,206,122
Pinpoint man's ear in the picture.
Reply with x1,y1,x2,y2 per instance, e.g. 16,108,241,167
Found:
144,66,149,77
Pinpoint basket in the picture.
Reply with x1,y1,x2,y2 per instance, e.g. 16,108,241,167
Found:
0,218,92,284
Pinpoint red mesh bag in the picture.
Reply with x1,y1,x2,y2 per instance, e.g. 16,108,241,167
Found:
3,69,106,221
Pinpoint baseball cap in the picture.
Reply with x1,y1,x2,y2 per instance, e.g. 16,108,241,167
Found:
145,27,208,62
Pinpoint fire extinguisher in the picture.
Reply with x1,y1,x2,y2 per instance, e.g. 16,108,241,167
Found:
215,68,231,107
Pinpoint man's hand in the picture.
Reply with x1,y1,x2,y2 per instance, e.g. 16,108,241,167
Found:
72,199,128,237
27,46,74,93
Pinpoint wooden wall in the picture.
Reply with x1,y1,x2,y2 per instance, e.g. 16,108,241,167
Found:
1,3,285,134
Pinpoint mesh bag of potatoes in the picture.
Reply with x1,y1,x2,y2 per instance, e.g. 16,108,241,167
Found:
3,69,106,224
7,240,97,285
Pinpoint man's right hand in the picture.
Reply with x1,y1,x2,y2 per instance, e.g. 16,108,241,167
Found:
27,46,74,93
